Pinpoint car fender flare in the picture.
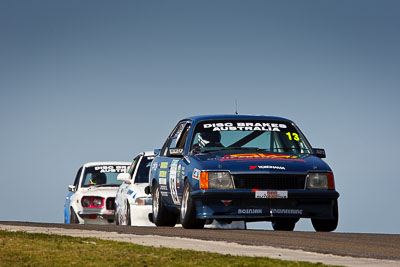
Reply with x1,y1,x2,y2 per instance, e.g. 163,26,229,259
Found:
69,194,84,223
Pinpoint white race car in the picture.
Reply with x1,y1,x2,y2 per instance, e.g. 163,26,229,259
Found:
115,151,155,226
64,161,130,225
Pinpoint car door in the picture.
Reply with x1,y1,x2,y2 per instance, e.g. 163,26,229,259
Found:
116,156,140,212
158,121,191,207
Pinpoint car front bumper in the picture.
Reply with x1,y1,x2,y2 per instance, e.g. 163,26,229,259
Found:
77,210,115,224
191,189,339,222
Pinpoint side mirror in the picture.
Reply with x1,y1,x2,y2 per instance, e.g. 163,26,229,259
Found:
313,148,326,158
68,185,76,192
167,148,184,157
154,148,161,156
144,186,151,195
117,173,131,183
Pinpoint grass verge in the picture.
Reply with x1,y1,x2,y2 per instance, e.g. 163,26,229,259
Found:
0,230,337,266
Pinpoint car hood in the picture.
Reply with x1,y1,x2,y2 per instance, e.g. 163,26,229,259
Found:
191,151,331,174
79,186,119,197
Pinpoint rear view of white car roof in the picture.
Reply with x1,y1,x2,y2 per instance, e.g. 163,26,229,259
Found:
83,161,131,168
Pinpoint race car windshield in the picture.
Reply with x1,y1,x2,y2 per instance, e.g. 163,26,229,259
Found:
81,165,129,187
190,120,312,155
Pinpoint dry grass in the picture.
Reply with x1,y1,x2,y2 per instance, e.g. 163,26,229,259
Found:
0,230,338,267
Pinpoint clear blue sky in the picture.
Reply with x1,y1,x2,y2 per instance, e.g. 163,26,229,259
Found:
1,0,399,233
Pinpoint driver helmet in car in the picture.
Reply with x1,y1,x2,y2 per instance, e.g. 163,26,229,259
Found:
88,172,107,185
198,131,223,148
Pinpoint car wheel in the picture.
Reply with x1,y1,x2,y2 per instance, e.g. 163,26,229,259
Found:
126,202,131,226
312,200,339,232
180,180,205,229
70,208,79,224
115,210,120,225
152,182,177,226
271,218,298,231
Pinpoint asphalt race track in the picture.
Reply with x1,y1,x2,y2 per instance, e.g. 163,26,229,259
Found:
1,221,399,262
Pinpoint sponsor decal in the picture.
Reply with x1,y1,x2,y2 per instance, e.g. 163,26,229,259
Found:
250,165,286,170
160,185,168,191
159,170,167,178
220,153,305,162
221,200,232,206
161,192,168,197
94,165,129,173
169,148,184,155
160,162,168,169
159,178,167,185
238,208,263,214
204,122,287,132
271,208,303,215
255,190,288,199
169,160,180,205
192,168,201,180
151,162,158,171
127,189,134,195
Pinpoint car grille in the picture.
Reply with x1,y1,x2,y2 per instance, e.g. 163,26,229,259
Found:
232,174,306,190
106,197,115,210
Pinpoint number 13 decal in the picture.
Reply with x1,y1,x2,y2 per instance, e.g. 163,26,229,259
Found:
286,132,300,141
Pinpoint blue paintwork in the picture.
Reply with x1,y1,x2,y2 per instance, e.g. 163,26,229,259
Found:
64,191,75,224
150,114,339,221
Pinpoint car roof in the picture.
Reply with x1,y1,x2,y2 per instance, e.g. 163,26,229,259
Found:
143,151,155,157
183,114,293,124
83,161,131,168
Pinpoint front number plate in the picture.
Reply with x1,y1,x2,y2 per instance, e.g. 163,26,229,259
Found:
255,190,288,199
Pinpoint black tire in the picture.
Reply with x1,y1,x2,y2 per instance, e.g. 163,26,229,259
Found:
180,180,205,229
126,202,131,226
115,210,120,225
271,218,298,231
70,208,79,224
152,182,177,226
312,200,339,232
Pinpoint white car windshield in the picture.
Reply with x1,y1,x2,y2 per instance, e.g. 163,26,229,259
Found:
81,165,129,187
190,120,311,155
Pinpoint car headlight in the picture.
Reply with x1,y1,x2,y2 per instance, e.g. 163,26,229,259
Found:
92,197,104,207
81,197,91,208
134,197,152,205
306,172,335,190
81,196,104,208
200,171,234,190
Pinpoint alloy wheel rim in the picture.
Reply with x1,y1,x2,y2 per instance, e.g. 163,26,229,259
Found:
153,187,159,219
181,186,189,219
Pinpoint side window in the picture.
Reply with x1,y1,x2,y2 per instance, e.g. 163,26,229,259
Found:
73,167,83,188
176,123,191,149
134,157,153,183
128,156,141,178
161,121,190,156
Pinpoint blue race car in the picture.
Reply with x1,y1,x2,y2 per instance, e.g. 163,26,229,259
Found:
149,114,339,231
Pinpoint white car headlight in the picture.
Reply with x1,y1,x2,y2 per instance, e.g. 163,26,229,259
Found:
306,173,328,190
200,171,234,189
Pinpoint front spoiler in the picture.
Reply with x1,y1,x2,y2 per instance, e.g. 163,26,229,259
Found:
191,189,339,221
77,211,115,221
